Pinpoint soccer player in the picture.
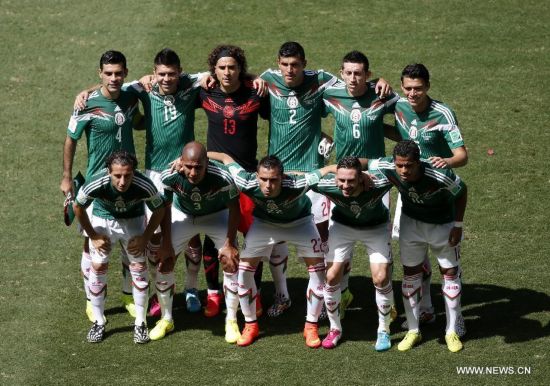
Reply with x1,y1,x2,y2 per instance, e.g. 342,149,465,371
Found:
209,151,337,348
260,42,392,317
73,151,169,344
312,156,394,350
322,50,400,317
369,140,467,352
393,63,468,334
153,142,240,342
74,48,206,316
61,50,140,323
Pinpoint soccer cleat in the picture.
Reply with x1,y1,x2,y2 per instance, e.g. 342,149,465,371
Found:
303,322,321,348
339,289,354,320
87,322,105,343
148,294,161,317
267,294,291,317
237,322,259,347
121,293,137,318
133,322,150,344
204,292,223,318
401,311,436,330
375,331,392,352
456,313,467,338
150,319,174,341
256,293,263,318
86,300,106,324
390,305,398,323
321,329,341,349
445,332,463,352
397,331,422,351
185,288,201,313
225,320,241,344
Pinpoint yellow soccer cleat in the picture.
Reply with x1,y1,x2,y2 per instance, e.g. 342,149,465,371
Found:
397,331,422,352
445,332,463,353
150,319,174,341
225,320,241,344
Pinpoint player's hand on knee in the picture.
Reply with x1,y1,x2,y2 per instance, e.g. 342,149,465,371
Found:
448,227,462,247
127,236,146,256
219,245,239,273
158,254,176,273
92,235,111,254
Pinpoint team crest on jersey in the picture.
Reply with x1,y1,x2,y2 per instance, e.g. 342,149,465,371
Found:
287,92,299,108
266,200,281,213
114,112,126,126
409,126,418,139
190,191,202,202
223,105,235,118
350,108,362,123
164,95,175,106
115,196,127,212
407,187,422,203
350,202,361,216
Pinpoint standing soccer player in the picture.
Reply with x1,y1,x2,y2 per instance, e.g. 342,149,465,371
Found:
153,142,241,342
61,50,140,323
370,140,467,352
73,151,169,344
393,63,468,335
322,50,399,317
209,151,336,348
312,156,394,350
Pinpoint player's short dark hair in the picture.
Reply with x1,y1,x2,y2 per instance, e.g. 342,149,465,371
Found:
99,50,127,70
401,63,430,84
278,41,306,61
154,48,181,68
393,140,420,161
105,150,138,171
258,155,284,175
207,45,248,81
342,50,369,72
337,156,362,173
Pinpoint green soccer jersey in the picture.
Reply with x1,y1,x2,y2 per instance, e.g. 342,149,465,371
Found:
323,82,399,160
394,97,464,159
161,161,239,216
75,168,164,220
312,172,391,227
369,157,466,224
227,162,321,223
123,73,202,171
261,69,341,171
67,89,139,177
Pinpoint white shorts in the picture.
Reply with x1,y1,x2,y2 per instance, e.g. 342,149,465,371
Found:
241,215,324,259
145,169,164,234
326,220,392,264
307,190,330,224
399,213,460,269
88,215,147,264
171,206,230,256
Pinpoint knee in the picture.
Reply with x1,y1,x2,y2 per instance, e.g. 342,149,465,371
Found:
372,271,389,288
92,262,108,272
403,263,423,276
439,266,458,276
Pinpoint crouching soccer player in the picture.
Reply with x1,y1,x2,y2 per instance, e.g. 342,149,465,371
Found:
312,156,394,350
370,140,467,352
153,142,240,342
73,151,169,344
209,151,337,348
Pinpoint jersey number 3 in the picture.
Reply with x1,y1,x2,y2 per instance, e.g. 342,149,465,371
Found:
224,119,236,135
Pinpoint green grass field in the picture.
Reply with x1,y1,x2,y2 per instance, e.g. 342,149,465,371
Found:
1,0,549,384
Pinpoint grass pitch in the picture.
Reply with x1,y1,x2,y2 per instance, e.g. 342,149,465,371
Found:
0,0,548,384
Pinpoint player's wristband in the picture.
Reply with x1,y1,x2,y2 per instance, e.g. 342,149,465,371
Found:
453,221,464,228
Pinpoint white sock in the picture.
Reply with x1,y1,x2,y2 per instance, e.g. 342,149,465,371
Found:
130,265,149,326
223,271,239,321
156,271,175,321
81,251,92,300
269,242,289,299
88,266,107,325
443,272,462,334
375,282,394,333
184,245,201,290
238,264,257,322
306,262,325,323
402,273,423,332
324,283,342,332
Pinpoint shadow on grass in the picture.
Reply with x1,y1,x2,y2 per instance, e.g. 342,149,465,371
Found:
102,277,549,345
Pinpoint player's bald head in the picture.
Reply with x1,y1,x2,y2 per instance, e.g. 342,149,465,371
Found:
181,141,207,162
